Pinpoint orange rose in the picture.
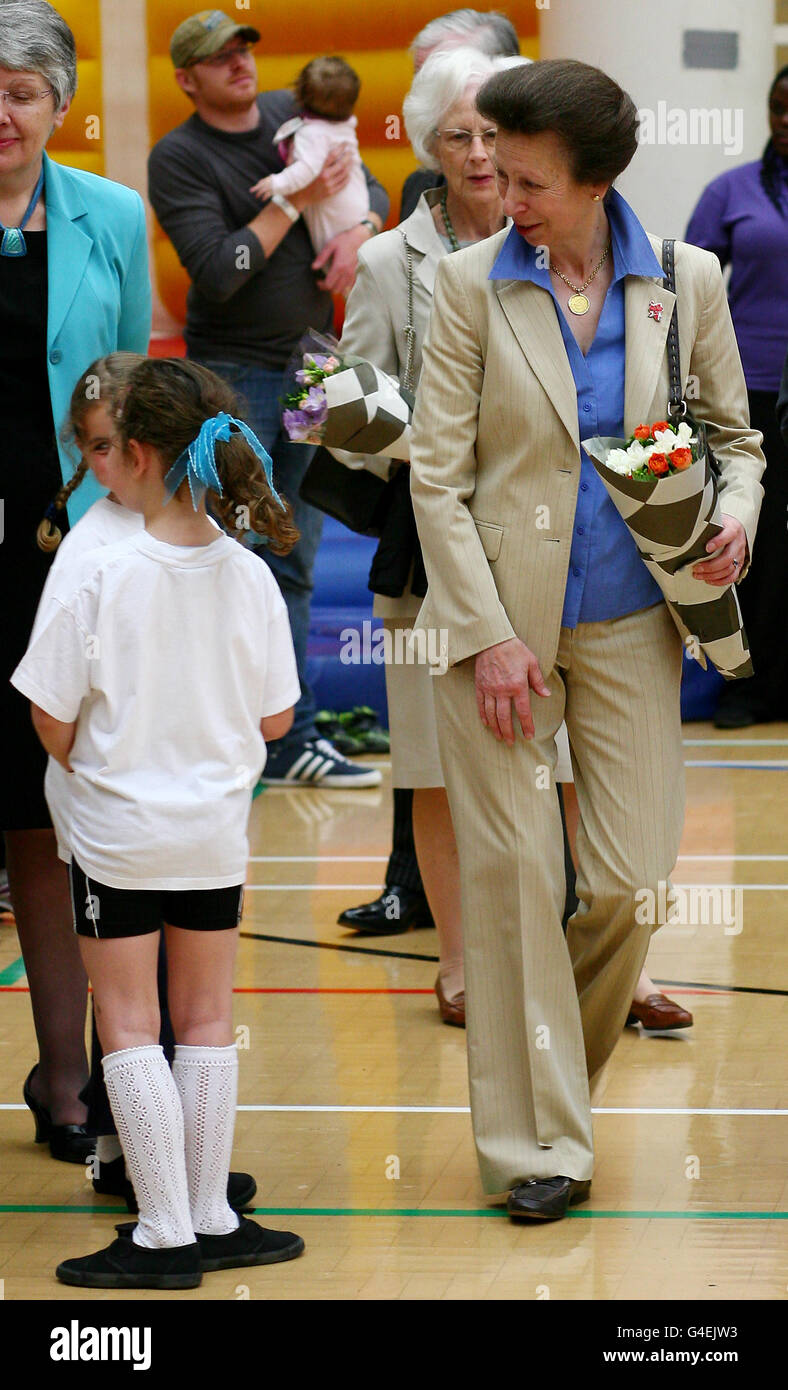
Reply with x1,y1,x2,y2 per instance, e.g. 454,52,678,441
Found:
669,447,693,471
651,420,671,435
633,424,652,441
647,452,669,476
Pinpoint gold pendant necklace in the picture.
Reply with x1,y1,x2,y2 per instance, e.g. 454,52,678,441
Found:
550,242,611,315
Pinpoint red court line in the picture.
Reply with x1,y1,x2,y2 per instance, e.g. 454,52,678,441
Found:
234,987,436,994
0,984,731,997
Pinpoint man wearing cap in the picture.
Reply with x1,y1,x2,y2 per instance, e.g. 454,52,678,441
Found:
149,10,389,789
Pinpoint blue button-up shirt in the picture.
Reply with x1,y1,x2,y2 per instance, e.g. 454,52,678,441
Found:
489,189,664,627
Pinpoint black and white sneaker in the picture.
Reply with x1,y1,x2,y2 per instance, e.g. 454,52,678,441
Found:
0,870,12,915
260,737,382,789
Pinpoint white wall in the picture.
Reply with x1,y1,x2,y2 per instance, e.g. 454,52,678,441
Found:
100,0,180,333
540,0,775,236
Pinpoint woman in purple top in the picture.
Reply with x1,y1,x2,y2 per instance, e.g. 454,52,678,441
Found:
686,66,788,726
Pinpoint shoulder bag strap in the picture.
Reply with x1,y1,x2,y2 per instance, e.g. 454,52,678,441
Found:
661,238,687,423
400,231,417,396
662,237,721,478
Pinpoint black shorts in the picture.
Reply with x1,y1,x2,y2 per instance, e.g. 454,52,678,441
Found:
69,858,244,940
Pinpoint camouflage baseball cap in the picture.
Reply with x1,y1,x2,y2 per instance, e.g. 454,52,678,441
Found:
170,10,260,68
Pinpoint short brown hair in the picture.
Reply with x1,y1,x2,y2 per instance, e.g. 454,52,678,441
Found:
477,58,638,186
296,56,360,122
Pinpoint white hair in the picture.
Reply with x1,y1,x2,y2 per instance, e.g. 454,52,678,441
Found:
0,0,77,108
403,48,530,171
410,9,520,68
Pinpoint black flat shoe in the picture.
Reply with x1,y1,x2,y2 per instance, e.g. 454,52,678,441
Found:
23,1065,94,1165
197,1217,304,1271
507,1176,591,1222
713,696,771,729
337,885,434,935
119,1216,304,1272
57,1230,202,1289
94,1155,257,1214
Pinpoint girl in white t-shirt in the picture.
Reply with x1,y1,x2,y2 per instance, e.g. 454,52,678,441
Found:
13,357,305,1290
37,354,262,1222
35,353,147,864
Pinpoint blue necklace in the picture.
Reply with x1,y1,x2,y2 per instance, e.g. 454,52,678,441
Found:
0,166,45,257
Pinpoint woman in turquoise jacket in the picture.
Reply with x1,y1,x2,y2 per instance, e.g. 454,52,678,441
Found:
0,1,151,1160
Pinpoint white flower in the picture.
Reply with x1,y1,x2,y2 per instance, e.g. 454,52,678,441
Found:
652,422,695,453
604,448,634,475
653,428,679,452
625,440,648,466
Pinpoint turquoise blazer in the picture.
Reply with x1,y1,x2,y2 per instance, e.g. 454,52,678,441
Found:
43,152,152,525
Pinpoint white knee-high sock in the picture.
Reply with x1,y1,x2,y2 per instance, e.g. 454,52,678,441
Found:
102,1044,195,1250
172,1044,240,1236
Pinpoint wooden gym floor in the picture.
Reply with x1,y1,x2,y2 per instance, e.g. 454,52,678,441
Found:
0,721,786,1302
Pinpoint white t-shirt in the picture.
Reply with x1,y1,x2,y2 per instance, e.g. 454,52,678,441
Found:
13,529,299,890
32,499,145,863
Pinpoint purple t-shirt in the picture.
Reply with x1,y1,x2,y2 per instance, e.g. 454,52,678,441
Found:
685,158,788,391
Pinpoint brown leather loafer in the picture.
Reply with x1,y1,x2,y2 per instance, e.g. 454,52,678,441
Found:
435,975,465,1028
626,993,693,1031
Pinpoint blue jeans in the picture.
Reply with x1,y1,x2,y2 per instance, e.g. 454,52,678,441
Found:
192,357,323,750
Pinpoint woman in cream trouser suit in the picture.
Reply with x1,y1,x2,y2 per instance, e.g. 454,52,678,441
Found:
410,60,764,1221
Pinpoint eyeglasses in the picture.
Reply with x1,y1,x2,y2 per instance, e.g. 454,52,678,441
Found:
0,86,54,109
193,42,255,68
435,128,497,152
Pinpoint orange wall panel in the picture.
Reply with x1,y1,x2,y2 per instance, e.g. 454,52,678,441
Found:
146,1,537,57
47,1,104,174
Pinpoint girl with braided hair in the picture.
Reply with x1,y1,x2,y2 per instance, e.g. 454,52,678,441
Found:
686,66,788,726
37,353,267,1222
13,356,304,1289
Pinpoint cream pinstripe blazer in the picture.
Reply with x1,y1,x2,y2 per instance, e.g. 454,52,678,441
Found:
409,230,766,675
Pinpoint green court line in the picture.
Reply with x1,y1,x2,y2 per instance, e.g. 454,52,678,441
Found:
1,1205,786,1220
0,957,26,986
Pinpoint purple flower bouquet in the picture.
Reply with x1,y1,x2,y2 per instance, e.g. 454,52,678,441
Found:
281,329,412,459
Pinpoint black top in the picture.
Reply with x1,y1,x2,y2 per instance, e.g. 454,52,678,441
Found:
0,230,67,829
148,91,390,368
0,230,58,473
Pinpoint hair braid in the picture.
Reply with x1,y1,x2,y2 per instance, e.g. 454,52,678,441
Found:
36,460,89,552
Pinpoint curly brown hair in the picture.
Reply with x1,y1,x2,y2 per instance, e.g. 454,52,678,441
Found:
115,358,299,556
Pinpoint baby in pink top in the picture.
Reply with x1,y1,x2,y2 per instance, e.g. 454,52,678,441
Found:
251,56,370,256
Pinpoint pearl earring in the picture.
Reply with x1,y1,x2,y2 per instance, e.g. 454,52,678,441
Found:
593,194,601,201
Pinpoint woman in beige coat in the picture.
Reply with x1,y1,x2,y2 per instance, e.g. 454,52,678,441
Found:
409,59,764,1219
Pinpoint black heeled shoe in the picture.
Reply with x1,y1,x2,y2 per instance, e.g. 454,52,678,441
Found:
23,1065,95,1165
337,886,434,935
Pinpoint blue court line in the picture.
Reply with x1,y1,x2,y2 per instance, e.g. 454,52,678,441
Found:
684,761,788,770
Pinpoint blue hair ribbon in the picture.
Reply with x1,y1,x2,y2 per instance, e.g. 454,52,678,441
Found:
164,413,286,526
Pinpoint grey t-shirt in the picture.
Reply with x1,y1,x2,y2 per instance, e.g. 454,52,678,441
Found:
148,91,389,369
